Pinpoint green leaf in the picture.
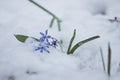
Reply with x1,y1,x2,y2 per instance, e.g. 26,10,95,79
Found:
29,0,61,31
69,35,100,54
100,47,106,72
14,34,29,43
57,19,61,31
14,34,39,43
67,29,76,54
107,42,111,77
49,17,55,28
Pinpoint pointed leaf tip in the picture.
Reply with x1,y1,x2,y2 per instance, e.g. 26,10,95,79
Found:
14,34,29,43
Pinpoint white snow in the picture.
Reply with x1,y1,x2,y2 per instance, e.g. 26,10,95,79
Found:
0,0,120,80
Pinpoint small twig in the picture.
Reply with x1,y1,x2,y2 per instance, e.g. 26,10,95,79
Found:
26,70,38,75
108,17,120,23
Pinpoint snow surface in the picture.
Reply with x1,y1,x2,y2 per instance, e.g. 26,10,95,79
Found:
0,0,120,80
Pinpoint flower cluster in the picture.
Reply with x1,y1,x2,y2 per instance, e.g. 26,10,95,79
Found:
35,30,58,53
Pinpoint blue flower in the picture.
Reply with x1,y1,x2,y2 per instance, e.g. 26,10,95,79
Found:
51,39,58,48
35,43,50,53
40,30,51,43
34,29,59,53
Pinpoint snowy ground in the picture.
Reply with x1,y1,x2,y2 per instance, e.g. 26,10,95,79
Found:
0,0,120,80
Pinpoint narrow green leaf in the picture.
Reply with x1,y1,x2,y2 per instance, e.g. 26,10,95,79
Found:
29,0,61,31
107,42,111,77
57,19,61,31
67,29,76,54
14,34,39,43
69,35,100,54
29,0,56,17
100,47,106,72
49,17,55,28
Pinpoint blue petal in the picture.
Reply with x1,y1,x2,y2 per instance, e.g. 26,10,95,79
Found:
40,37,45,42
43,47,50,53
47,35,51,38
40,32,45,36
35,46,40,51
46,39,49,42
51,40,58,47
40,49,43,53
